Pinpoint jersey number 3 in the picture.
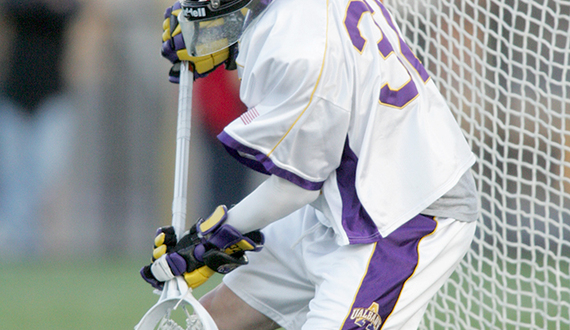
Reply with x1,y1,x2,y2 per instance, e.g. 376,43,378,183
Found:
343,0,431,109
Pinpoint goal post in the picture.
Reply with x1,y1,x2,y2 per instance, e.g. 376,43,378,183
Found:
383,0,570,329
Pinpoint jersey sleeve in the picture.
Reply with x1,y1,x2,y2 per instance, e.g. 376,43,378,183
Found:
217,8,350,190
218,85,350,191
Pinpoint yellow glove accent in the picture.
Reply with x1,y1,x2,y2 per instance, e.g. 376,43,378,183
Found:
171,9,182,19
162,19,170,41
172,22,182,37
162,9,182,42
176,49,193,62
199,205,227,232
183,266,216,289
154,232,166,246
152,245,168,261
162,28,170,43
186,47,231,75
224,239,255,255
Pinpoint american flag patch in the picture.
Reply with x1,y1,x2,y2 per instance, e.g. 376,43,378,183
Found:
240,107,260,125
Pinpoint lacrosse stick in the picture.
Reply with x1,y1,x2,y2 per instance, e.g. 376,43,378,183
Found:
135,61,219,330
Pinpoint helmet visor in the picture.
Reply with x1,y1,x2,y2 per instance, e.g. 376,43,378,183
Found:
179,9,247,57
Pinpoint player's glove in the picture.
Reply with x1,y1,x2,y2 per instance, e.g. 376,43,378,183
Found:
161,1,238,82
140,205,264,289
139,226,178,290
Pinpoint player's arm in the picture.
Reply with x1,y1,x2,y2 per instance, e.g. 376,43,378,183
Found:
226,174,321,233
140,175,318,289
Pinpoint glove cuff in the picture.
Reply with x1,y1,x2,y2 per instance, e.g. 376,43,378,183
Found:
209,224,264,254
196,205,264,253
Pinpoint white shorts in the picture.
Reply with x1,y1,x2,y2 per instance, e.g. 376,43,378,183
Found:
223,206,476,330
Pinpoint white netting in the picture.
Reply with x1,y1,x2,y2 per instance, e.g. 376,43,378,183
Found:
383,0,570,329
156,308,203,330
135,278,217,330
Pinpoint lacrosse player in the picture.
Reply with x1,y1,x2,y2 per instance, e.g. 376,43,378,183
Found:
141,0,479,329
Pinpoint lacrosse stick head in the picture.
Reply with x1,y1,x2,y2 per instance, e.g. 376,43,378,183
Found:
135,277,218,330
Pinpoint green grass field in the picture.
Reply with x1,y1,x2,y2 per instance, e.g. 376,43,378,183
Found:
0,256,223,329
2,254,567,329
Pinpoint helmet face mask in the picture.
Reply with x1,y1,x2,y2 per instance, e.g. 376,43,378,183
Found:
179,8,247,57
179,0,271,57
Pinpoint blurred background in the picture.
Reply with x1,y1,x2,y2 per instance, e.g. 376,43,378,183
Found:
2,0,567,329
0,0,263,327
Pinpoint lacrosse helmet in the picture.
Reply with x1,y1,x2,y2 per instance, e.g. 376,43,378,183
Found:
178,0,271,56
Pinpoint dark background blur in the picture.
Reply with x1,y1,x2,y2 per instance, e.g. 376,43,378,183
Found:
0,2,261,327
0,0,262,262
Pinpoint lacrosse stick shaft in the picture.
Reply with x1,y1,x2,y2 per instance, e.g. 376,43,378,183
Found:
172,61,193,239
134,63,203,330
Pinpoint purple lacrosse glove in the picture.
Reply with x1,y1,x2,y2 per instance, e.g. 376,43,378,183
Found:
160,1,189,83
140,226,178,289
141,205,264,289
161,2,185,64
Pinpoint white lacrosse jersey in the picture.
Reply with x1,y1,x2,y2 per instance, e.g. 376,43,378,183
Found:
218,0,476,244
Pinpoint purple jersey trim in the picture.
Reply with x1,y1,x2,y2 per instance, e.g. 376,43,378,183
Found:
337,139,382,244
341,214,437,330
218,131,324,191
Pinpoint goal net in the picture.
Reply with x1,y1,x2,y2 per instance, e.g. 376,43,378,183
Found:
383,0,570,329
